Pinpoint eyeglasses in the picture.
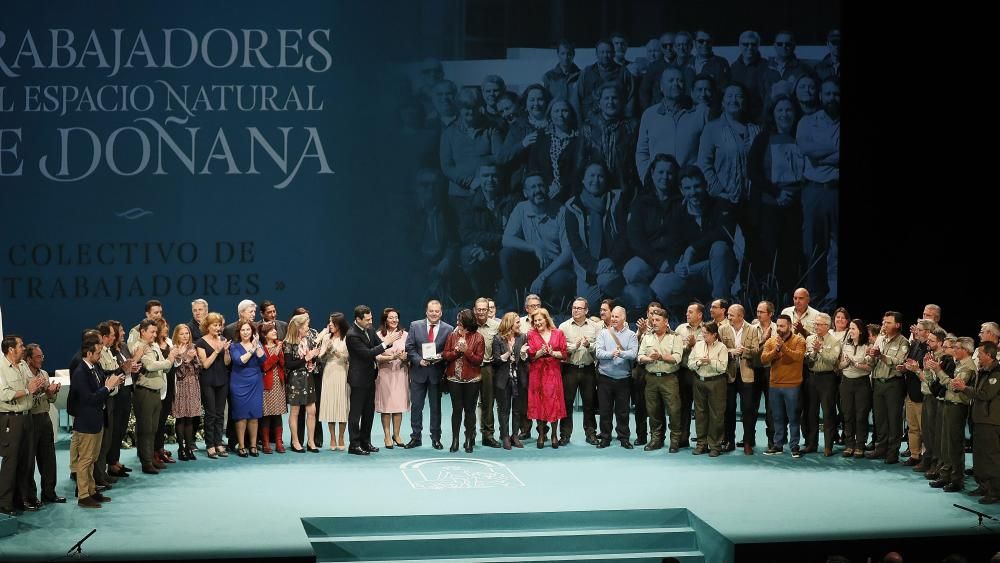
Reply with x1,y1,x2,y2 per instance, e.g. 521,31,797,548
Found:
571,306,587,310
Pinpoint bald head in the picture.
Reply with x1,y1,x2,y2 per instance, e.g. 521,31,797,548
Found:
792,288,810,312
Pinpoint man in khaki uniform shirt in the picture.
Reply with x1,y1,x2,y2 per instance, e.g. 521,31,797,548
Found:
727,305,762,454
931,337,976,491
866,311,909,464
803,313,842,456
558,297,602,444
22,344,64,508
130,319,178,473
638,308,684,451
954,341,1000,504
0,335,46,515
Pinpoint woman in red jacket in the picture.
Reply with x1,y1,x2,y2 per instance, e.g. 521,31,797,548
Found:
526,308,568,449
259,322,287,453
443,309,485,453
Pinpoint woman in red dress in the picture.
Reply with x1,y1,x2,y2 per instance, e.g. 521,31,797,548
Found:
526,308,567,449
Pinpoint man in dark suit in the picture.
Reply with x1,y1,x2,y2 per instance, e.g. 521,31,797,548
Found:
260,300,289,340
69,338,122,508
345,305,402,456
404,299,453,449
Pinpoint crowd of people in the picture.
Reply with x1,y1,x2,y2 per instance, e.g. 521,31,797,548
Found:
400,28,841,316
1,288,998,515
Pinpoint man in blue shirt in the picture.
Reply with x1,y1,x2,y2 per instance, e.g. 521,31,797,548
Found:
595,306,639,449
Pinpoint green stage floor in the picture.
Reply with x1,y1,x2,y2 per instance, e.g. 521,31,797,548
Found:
0,413,994,562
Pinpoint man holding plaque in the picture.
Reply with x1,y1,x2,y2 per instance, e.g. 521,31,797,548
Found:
405,300,453,450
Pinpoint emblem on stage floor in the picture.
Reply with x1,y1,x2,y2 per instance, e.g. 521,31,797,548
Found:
400,458,525,490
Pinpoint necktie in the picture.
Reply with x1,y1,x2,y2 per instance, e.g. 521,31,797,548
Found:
428,324,435,343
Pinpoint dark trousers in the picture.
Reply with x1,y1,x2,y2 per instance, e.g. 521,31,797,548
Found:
560,364,597,439
479,365,496,439
598,375,631,442
739,367,773,447
348,383,375,449
630,366,648,440
840,376,872,451
724,379,738,444
0,413,32,510
297,373,323,447
154,370,175,451
921,397,939,466
200,383,227,448
26,412,56,500
133,386,162,466
518,371,532,436
409,378,442,442
107,384,132,464
678,366,695,441
939,402,969,484
805,371,839,449
449,380,480,440
496,381,522,439
872,377,905,457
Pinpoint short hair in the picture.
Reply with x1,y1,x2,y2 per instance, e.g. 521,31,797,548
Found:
354,305,372,320
929,328,948,342
596,82,623,102
139,318,158,333
981,341,998,358
773,30,796,43
529,308,556,330
97,321,114,337
145,299,162,313
981,322,1000,338
679,164,706,185
728,304,745,318
713,298,730,312
648,308,668,320
883,311,903,324
814,313,832,325
917,319,938,331
482,74,506,91
524,294,542,306
758,301,775,315
191,298,208,308
474,297,490,308
1,335,21,355
956,337,975,354
573,296,589,308
609,31,627,43
426,299,442,310
201,312,225,335
595,38,613,51
24,343,42,360
821,76,840,89
703,321,719,336
924,304,942,319
777,314,792,324
555,39,575,52
519,83,551,113
457,309,478,332
611,306,627,320
739,30,761,44
688,301,705,317
81,338,101,357
674,30,693,43
237,299,257,316
260,300,275,312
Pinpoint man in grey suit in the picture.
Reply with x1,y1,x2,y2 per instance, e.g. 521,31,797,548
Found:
404,299,453,449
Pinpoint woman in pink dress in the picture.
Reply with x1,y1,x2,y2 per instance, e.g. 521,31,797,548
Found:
526,308,568,449
375,307,410,449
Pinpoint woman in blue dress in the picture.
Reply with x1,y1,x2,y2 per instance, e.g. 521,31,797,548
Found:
229,319,265,457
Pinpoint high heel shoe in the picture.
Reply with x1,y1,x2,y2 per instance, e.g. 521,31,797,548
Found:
393,437,406,448
291,445,305,453
384,440,394,450
187,447,197,461
307,445,320,453
237,448,249,458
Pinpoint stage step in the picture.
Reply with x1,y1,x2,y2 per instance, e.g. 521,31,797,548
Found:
303,509,708,562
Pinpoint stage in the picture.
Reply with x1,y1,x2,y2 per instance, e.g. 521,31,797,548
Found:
0,413,996,563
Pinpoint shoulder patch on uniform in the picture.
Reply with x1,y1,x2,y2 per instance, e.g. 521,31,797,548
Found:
990,377,997,385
